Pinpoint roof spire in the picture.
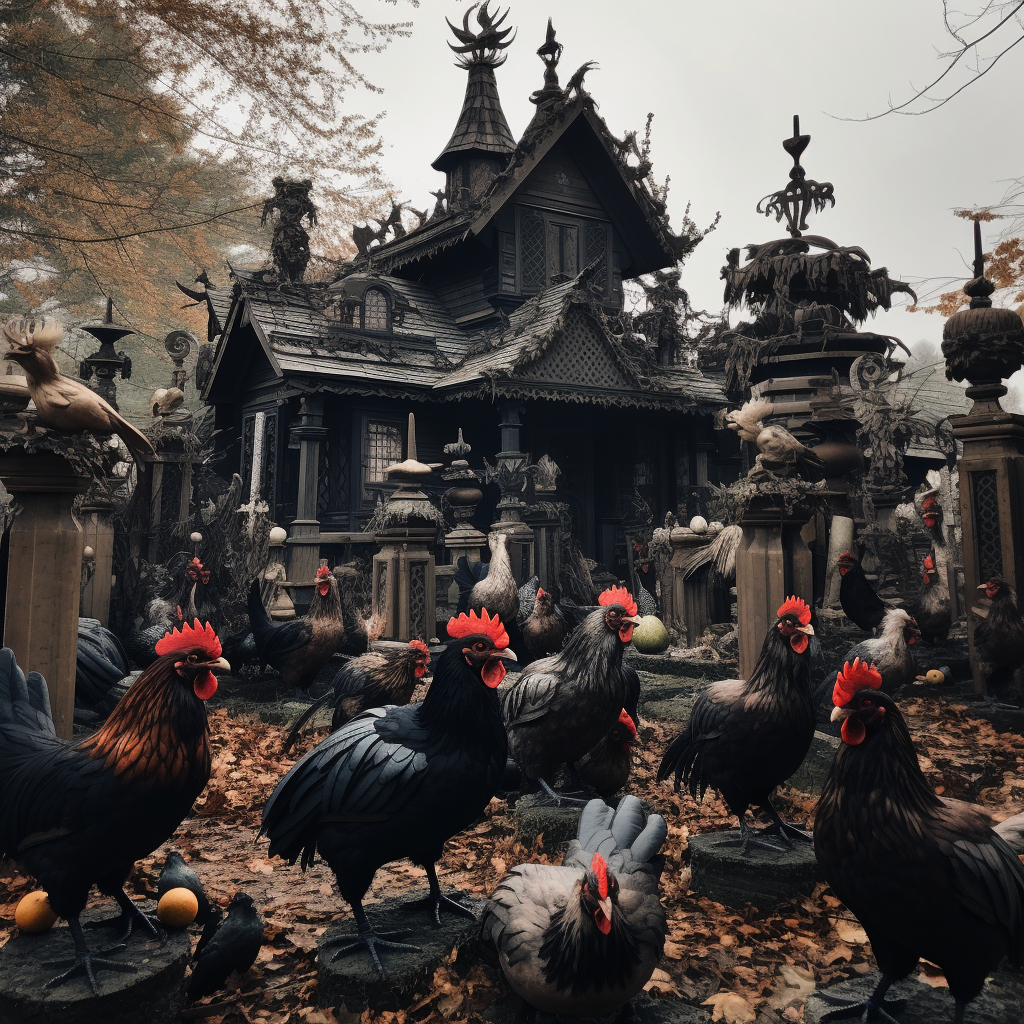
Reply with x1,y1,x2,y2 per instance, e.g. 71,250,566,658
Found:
446,1,515,68
530,18,563,108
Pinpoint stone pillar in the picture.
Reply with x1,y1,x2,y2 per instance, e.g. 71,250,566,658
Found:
0,453,91,739
668,526,715,647
287,396,327,605
79,491,115,625
487,402,534,585
735,501,814,679
823,514,855,608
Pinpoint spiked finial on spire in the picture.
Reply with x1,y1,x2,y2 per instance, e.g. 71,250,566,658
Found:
446,2,515,68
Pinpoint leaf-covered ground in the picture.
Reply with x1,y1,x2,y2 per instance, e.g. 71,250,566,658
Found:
1,688,1023,1024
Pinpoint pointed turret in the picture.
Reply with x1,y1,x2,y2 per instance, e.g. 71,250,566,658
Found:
432,2,516,210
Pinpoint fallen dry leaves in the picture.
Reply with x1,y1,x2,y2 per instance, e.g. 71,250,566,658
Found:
0,688,1021,1023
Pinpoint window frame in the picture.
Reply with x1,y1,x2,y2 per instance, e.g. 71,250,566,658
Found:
360,287,392,334
514,205,612,298
360,414,404,504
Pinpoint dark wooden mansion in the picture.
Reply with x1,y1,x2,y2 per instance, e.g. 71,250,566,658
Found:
194,10,730,587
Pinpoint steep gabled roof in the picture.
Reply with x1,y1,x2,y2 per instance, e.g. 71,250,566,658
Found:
433,64,515,170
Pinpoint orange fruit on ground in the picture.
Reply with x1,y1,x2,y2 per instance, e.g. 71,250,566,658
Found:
926,669,945,684
15,891,58,934
157,887,199,928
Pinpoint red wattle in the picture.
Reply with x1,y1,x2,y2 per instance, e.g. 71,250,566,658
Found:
619,625,635,643
481,658,506,688
194,671,218,701
790,633,809,654
841,717,865,745
414,665,427,679
595,911,611,935
318,583,330,597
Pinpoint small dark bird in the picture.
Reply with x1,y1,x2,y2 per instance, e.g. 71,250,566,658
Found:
574,709,637,801
973,576,1024,702
3,323,155,457
658,596,816,850
282,640,431,752
261,609,513,973
187,892,264,1000
158,851,217,926
836,551,886,632
247,566,347,691
521,587,567,661
816,659,1024,1024
915,554,952,645
483,796,667,1016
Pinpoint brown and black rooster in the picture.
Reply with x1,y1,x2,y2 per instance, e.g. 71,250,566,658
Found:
836,551,886,632
501,587,640,803
261,609,513,973
973,575,1024,702
483,796,667,1016
658,596,816,850
520,587,567,661
0,622,228,993
816,658,1024,1023
248,565,346,691
915,554,952,645
282,640,432,752
574,709,637,801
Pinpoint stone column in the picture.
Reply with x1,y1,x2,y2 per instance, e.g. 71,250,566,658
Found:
668,526,715,647
823,514,855,608
79,490,116,625
487,402,534,585
287,396,327,605
0,452,91,740
735,500,814,679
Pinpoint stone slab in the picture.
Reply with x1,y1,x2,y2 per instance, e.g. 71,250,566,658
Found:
803,967,1024,1023
786,731,840,797
688,830,820,912
0,902,190,1024
514,794,583,851
971,703,1024,736
625,650,736,682
317,892,485,1011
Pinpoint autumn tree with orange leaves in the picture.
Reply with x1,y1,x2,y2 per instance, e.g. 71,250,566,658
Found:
0,0,412,415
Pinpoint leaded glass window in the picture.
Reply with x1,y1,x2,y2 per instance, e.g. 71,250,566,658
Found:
363,420,403,501
362,288,390,332
521,210,546,293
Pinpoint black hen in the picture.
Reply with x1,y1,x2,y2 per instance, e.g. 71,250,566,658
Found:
658,596,816,847
159,850,217,926
816,659,1024,1023
261,608,513,973
75,617,131,720
188,892,264,999
837,552,886,632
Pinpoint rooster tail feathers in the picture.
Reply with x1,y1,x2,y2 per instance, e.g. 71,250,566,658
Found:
0,648,54,736
363,612,386,642
454,556,488,613
282,690,334,752
247,577,274,644
567,795,667,874
681,523,742,582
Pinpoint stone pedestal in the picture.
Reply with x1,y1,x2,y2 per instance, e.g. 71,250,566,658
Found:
688,830,819,911
0,452,90,739
668,527,727,647
373,531,436,641
0,902,190,1024
79,493,115,626
823,514,854,608
287,397,327,605
514,793,582,850
526,500,561,591
735,502,814,679
317,893,484,1011
951,403,1024,693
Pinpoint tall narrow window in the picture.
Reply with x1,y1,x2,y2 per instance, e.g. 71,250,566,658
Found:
362,288,390,332
521,210,546,293
585,224,609,295
547,221,578,282
363,420,403,501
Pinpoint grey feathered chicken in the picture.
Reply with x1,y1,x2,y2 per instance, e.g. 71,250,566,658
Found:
726,398,823,477
455,533,519,627
973,576,1024,701
483,795,667,1017
520,587,567,661
501,587,639,802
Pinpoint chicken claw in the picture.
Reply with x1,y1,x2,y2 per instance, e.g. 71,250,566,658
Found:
86,889,165,947
817,974,907,1023
323,930,420,975
400,864,477,926
43,918,136,996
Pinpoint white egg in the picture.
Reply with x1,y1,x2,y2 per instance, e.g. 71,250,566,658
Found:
269,526,288,546
689,516,708,534
189,531,203,544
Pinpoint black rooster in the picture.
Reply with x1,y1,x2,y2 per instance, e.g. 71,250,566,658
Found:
658,596,816,850
75,617,131,722
973,576,1024,701
816,658,1024,1023
260,609,514,973
837,552,886,632
0,623,228,993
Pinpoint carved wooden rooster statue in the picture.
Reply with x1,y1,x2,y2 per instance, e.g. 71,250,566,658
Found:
3,316,155,457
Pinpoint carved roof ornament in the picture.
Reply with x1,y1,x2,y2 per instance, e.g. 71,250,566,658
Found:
530,18,563,108
757,115,835,239
261,177,317,284
447,1,515,68
942,217,1024,408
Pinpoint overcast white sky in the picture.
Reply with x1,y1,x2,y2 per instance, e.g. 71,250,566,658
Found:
356,0,1024,395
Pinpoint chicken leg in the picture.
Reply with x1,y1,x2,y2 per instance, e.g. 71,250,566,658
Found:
817,972,907,1023
85,887,165,947
43,916,136,995
322,899,420,975
761,800,812,842
400,863,477,926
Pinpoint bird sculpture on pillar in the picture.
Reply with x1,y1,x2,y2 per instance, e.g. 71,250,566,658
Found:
2,316,155,457
725,397,823,479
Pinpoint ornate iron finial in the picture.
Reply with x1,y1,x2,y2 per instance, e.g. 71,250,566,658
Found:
261,177,317,283
78,297,134,410
447,2,515,69
530,18,563,105
965,215,995,309
757,115,835,238
443,427,472,460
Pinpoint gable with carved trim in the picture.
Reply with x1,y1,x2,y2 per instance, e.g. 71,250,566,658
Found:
516,309,633,391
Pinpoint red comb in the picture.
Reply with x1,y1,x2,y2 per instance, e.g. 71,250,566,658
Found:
446,609,509,649
590,853,609,899
599,586,638,617
315,565,331,580
537,587,546,598
923,555,934,570
409,639,430,656
618,708,637,738
832,657,882,707
838,552,854,561
155,619,222,660
776,595,811,626
922,496,939,509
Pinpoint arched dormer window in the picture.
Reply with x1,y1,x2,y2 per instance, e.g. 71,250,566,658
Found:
362,288,390,333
